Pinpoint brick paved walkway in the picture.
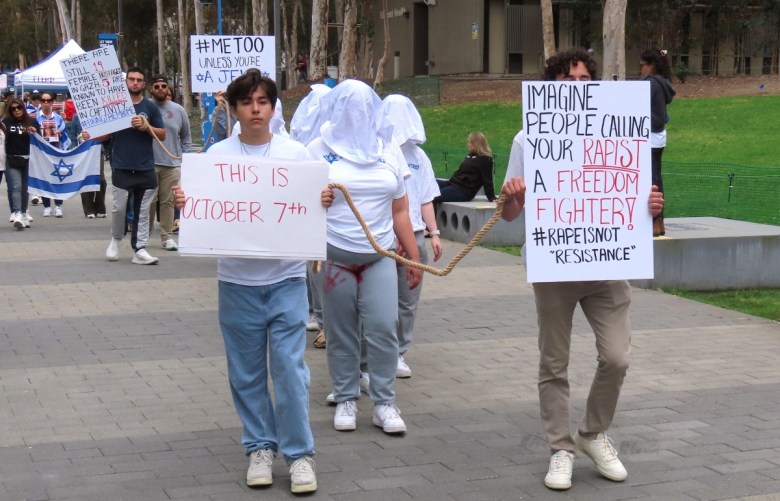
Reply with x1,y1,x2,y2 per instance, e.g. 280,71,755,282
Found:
1,196,779,500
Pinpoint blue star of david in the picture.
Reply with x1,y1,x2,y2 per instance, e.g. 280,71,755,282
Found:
323,152,341,164
51,159,74,182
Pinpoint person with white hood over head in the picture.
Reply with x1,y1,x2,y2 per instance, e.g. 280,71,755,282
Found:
313,80,422,435
290,84,332,348
382,94,443,378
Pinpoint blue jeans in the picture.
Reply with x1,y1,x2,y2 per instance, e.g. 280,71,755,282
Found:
218,277,315,464
5,164,29,214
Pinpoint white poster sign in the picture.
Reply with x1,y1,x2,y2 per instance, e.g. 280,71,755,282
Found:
60,45,135,137
522,81,653,282
190,36,276,93
178,153,328,260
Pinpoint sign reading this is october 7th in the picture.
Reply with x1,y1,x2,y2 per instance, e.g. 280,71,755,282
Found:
178,153,328,260
522,81,653,283
190,35,276,93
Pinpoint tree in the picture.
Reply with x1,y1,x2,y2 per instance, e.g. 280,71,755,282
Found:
541,0,555,61
157,0,166,73
53,0,74,41
309,0,329,80
194,0,205,35
178,0,192,111
252,0,269,35
602,0,627,80
338,0,357,80
373,0,389,88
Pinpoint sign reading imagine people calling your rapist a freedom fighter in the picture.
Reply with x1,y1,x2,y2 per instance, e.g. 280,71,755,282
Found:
178,153,328,260
190,36,275,93
522,81,653,283
60,45,135,137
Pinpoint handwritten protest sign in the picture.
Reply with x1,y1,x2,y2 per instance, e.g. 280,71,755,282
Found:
178,153,328,259
522,81,652,282
60,45,135,137
190,36,276,93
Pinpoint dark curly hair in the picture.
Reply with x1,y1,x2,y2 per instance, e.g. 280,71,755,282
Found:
640,48,672,80
543,49,598,81
225,68,277,109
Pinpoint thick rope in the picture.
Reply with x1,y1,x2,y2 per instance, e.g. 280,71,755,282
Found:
320,182,509,277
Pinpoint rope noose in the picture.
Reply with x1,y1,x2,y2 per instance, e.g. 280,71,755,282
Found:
314,183,509,277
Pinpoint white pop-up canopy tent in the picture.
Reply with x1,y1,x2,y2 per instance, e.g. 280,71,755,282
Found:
14,40,85,94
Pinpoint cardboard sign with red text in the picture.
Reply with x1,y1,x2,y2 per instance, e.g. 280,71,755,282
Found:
178,153,328,259
522,81,653,282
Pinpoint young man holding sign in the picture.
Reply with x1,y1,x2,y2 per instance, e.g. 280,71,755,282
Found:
174,70,330,494
501,49,665,491
83,67,167,265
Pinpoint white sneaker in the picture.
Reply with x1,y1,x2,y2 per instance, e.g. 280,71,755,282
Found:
162,239,178,251
359,371,370,394
326,392,336,405
24,211,33,222
334,400,357,431
396,356,412,378
289,456,317,493
12,212,24,230
97,213,106,218
43,207,52,217
372,404,406,434
21,212,31,228
132,248,159,265
575,432,627,481
306,315,319,331
30,195,40,205
106,239,121,261
545,450,574,490
54,206,63,218
246,448,273,486
9,212,15,222
86,213,96,219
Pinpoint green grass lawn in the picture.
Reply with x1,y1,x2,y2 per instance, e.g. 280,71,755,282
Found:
419,95,780,180
665,288,780,322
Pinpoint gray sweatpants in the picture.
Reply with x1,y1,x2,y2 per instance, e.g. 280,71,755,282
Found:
322,244,399,405
396,231,429,355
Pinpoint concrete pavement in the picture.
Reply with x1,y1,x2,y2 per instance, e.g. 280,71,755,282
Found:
1,196,780,500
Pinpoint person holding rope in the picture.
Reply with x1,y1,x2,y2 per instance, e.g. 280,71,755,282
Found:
313,80,421,435
149,74,192,251
83,66,166,265
173,70,327,494
500,49,665,491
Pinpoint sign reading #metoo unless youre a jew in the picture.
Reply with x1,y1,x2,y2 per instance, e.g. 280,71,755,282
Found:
190,35,276,93
522,81,653,283
178,153,328,260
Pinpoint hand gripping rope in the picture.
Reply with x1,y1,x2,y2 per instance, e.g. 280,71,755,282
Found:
139,115,510,276
313,183,510,276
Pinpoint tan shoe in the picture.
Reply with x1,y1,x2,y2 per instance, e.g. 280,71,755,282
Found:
313,328,326,349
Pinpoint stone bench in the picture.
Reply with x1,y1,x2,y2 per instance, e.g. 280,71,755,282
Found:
436,196,525,246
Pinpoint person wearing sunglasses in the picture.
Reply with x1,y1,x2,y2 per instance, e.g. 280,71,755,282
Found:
3,98,39,229
148,74,192,251
36,92,70,217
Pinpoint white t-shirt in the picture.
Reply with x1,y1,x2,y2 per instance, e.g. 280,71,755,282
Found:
401,142,439,232
308,137,407,253
209,134,315,286
505,130,525,183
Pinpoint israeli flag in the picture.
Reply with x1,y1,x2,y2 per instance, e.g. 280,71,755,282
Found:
29,134,101,199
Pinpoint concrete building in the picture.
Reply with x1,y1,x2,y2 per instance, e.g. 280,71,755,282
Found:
373,0,779,79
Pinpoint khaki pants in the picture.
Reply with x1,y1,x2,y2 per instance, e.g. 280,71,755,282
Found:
533,280,632,453
150,165,180,244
